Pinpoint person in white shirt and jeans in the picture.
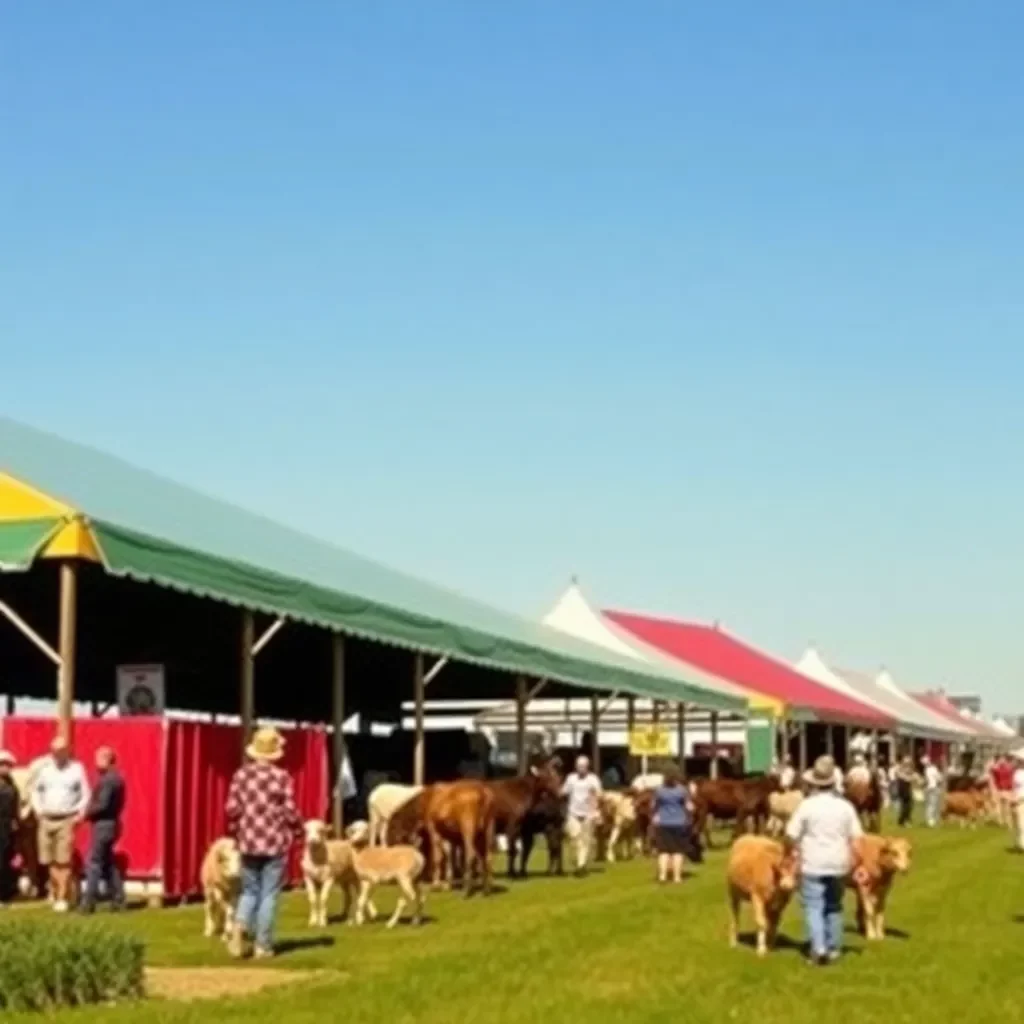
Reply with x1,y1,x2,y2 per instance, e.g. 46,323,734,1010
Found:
30,737,91,912
922,757,943,828
1012,751,1024,852
562,756,602,876
786,755,864,966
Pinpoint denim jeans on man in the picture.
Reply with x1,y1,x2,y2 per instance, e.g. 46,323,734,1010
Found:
237,854,286,951
800,875,845,959
81,820,125,910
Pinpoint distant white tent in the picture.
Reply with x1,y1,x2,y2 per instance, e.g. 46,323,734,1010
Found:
795,648,970,741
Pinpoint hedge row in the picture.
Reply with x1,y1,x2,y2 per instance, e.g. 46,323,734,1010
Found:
0,919,145,1012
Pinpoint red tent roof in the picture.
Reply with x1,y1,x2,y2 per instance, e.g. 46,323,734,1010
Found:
605,611,893,727
910,693,998,739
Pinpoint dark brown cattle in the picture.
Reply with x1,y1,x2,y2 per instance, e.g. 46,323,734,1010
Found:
692,776,778,847
519,793,566,877
846,772,884,832
487,764,563,877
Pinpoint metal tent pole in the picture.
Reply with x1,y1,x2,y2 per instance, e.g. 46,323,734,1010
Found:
331,633,346,832
515,676,528,774
709,710,720,779
240,610,256,753
57,562,78,743
677,702,687,770
589,694,601,776
413,653,426,786
798,723,809,772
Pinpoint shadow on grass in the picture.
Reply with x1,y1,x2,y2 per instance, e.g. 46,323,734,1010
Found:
275,936,336,955
1012,914,1024,924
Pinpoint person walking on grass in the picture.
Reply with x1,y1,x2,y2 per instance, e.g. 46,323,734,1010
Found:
562,755,602,876
1012,751,1024,853
79,746,126,913
30,737,90,913
652,766,692,883
0,751,20,907
922,756,943,829
785,755,864,967
226,727,303,959
893,755,916,827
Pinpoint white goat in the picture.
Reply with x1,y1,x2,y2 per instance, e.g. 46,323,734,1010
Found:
367,783,422,845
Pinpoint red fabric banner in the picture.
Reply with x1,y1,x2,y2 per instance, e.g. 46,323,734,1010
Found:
0,717,166,878
1,717,329,899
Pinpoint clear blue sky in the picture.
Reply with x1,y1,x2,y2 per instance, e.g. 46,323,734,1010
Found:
4,3,1022,709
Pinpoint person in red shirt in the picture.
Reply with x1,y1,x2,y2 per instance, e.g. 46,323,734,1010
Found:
989,756,1015,828
225,727,303,959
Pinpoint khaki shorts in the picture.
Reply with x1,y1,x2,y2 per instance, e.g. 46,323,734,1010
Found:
37,816,76,866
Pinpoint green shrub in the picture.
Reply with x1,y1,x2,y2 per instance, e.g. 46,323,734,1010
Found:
0,918,145,1012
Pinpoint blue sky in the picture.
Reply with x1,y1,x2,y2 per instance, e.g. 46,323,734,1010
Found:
3,3,1022,708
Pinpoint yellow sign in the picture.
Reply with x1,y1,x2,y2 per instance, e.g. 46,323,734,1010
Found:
629,726,671,757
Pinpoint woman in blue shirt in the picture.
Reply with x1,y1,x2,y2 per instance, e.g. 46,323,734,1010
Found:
652,766,692,883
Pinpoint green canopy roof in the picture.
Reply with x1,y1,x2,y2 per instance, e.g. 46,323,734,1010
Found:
0,517,62,571
0,417,744,712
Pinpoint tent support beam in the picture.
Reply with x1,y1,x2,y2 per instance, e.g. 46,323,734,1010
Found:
526,678,548,702
515,676,527,774
709,711,719,779
798,723,809,772
240,610,255,751
57,562,77,743
252,616,286,657
413,653,426,786
677,703,687,770
0,598,62,666
589,694,601,776
331,633,346,832
826,726,835,758
423,656,448,688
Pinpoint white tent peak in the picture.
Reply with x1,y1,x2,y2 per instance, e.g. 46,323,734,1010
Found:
543,580,647,662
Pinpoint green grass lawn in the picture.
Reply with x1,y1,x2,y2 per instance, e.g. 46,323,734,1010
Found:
15,821,1024,1023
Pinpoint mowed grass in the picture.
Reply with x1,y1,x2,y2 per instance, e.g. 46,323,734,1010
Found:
14,821,1024,1024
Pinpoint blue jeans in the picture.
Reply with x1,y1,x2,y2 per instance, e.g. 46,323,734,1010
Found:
236,854,286,951
924,789,942,827
81,821,125,909
800,875,845,958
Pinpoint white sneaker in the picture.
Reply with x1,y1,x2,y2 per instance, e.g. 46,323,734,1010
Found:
53,900,68,913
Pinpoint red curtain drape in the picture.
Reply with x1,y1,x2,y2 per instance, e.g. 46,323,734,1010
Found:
161,720,328,898
0,717,329,900
0,717,165,877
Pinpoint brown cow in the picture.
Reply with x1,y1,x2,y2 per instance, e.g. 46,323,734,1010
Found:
421,781,496,897
942,790,986,828
487,764,563,878
727,835,798,956
849,835,912,940
693,776,778,847
846,771,884,832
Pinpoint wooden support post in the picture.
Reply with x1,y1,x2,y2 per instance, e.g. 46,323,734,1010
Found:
240,610,255,753
4,694,14,716
870,730,879,767
799,723,809,772
515,676,528,775
843,725,852,766
57,562,77,743
709,710,720,779
626,694,637,776
677,702,686,770
589,694,601,776
331,633,346,833
826,726,835,757
413,653,426,786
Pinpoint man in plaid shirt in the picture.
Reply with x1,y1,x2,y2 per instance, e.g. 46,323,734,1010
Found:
225,727,303,958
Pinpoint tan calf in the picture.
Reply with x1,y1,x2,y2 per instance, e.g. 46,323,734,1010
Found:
726,835,798,956
850,835,911,941
347,821,426,928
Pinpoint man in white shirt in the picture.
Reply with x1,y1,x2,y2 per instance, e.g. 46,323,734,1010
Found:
922,757,943,828
786,755,863,966
1012,751,1024,852
30,737,91,912
562,756,602,875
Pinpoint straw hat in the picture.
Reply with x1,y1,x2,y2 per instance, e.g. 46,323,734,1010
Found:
803,755,838,789
246,727,285,762
0,749,15,767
